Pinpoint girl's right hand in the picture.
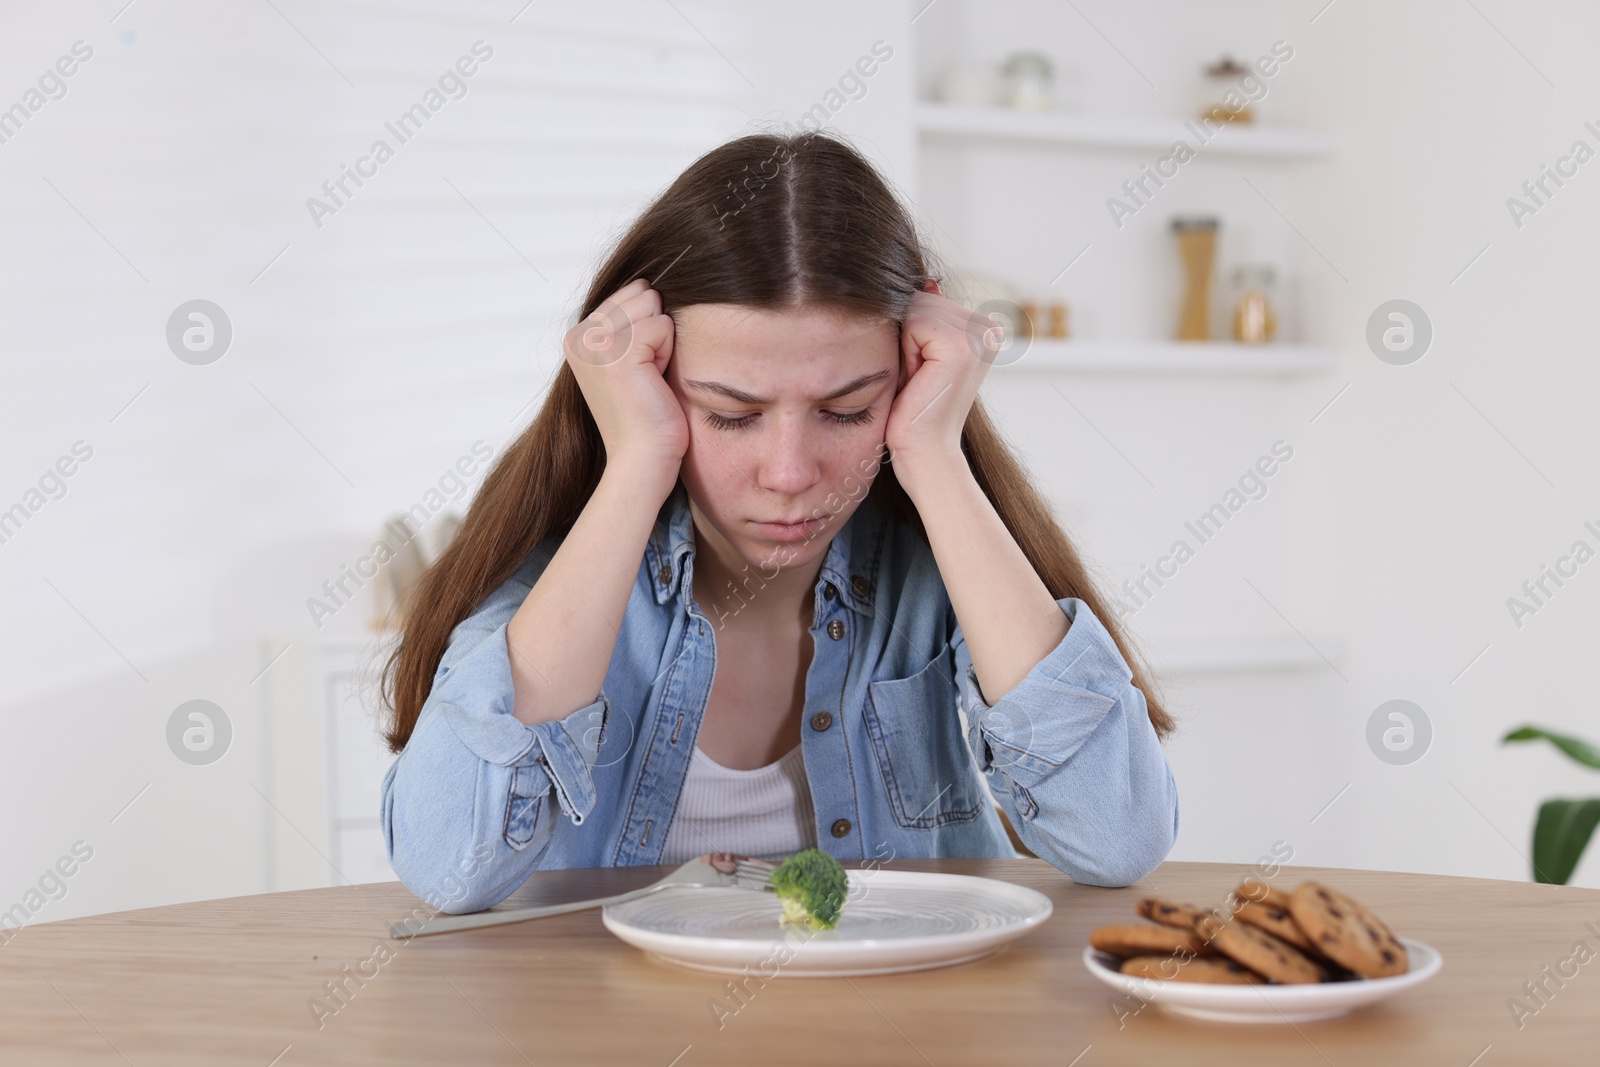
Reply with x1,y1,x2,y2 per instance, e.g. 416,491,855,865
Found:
564,278,689,476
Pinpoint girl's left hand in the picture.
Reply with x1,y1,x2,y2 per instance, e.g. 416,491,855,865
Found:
884,279,1003,467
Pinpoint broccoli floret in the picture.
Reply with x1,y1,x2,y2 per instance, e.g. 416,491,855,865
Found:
770,848,849,930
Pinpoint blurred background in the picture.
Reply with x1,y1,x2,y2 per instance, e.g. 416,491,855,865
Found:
4,0,1598,927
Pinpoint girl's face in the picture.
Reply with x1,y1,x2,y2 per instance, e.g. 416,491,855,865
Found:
666,303,900,584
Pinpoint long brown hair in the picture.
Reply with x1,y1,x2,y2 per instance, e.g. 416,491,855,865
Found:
378,129,1173,753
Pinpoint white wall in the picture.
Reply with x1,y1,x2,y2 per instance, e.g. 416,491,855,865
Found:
0,0,763,923
1287,0,1600,885
3,0,1596,928
908,0,1600,887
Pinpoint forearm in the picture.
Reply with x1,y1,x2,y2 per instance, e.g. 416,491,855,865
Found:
383,716,545,913
1002,688,1180,887
506,458,676,726
895,448,1068,704
953,597,1180,887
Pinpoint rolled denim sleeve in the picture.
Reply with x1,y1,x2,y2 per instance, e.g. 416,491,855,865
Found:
381,556,610,914
956,596,1179,887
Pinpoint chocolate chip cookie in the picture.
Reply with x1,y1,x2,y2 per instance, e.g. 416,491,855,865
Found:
1135,897,1212,933
1231,879,1292,911
1288,881,1409,979
1193,906,1329,984
1231,899,1315,953
1120,954,1266,984
1090,923,1214,958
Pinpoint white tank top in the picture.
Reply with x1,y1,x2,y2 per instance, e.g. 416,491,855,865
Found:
658,743,818,865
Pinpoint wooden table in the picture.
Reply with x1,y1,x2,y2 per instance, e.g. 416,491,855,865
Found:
3,859,1595,1065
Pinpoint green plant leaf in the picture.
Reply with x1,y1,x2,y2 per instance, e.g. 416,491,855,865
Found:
1530,798,1600,885
1502,725,1600,770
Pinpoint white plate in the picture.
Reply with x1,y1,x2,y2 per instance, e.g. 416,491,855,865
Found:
602,869,1053,977
1082,936,1443,1023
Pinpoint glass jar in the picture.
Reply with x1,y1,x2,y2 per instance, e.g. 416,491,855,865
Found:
1017,301,1039,338
1001,52,1054,111
1172,216,1220,341
1200,55,1254,124
1046,301,1069,338
1230,265,1279,344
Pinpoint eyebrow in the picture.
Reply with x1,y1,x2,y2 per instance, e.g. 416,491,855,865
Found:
680,369,893,405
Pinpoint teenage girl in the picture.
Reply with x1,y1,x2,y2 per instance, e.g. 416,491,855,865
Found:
379,131,1179,913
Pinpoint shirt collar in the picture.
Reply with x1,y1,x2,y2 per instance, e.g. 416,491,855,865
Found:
644,480,888,618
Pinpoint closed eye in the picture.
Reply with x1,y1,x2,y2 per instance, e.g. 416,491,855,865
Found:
703,409,875,431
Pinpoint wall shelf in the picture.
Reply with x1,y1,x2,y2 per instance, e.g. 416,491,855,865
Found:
994,340,1336,376
916,102,1334,159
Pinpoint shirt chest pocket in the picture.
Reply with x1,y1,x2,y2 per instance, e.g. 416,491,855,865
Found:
863,643,987,829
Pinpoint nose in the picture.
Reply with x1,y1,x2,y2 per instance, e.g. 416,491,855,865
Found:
754,414,822,497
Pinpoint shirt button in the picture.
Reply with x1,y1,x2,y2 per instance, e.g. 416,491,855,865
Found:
830,818,852,838
810,711,833,732
827,619,845,640
658,565,672,584
851,575,870,598
823,582,837,600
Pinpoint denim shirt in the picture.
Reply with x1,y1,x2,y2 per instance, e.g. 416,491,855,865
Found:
381,481,1180,913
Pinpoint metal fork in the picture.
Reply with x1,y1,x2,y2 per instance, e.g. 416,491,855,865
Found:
390,853,776,939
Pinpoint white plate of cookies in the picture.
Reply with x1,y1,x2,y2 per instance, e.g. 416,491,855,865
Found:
1082,879,1442,1023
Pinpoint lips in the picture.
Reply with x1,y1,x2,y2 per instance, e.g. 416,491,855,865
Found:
751,516,825,542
